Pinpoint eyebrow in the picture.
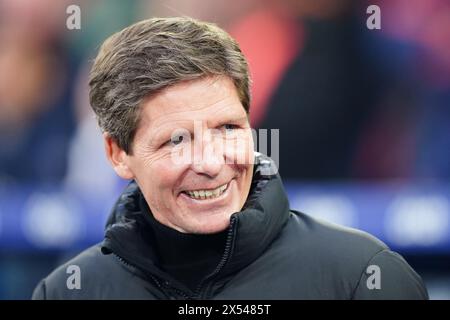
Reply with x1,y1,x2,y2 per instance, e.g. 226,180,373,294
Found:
208,113,249,127
146,112,249,145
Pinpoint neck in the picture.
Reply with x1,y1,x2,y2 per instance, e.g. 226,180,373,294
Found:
139,194,227,292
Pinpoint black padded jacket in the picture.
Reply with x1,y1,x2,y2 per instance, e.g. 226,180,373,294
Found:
32,155,428,300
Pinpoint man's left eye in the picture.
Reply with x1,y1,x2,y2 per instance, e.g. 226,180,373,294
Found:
223,124,238,131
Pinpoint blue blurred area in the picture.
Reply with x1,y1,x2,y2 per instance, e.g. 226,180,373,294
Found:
1,182,450,299
1,183,449,254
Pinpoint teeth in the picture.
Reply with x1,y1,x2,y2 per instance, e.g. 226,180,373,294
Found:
185,183,228,200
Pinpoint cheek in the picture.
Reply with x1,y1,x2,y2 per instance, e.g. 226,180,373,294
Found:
138,160,186,213
222,130,254,165
146,160,187,193
133,146,187,191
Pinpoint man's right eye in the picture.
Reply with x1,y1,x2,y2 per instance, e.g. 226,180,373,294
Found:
170,134,184,145
160,129,191,148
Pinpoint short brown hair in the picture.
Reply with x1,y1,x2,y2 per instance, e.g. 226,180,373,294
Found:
89,17,251,154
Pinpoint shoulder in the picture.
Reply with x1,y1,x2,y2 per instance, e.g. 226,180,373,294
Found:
32,244,136,299
286,210,388,261
276,210,428,299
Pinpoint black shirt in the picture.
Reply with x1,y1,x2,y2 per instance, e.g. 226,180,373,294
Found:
140,194,227,292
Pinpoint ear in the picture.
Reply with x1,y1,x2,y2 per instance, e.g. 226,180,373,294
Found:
103,133,135,180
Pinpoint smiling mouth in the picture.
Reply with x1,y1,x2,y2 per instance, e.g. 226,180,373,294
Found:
182,183,229,200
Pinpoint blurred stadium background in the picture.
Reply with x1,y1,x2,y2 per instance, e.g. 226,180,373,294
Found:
0,0,449,299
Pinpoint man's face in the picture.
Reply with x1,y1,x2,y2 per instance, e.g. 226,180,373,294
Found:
115,76,254,234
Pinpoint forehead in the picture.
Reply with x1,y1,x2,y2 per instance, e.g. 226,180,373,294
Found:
139,76,247,130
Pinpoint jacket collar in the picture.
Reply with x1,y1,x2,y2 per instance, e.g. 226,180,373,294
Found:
101,153,290,283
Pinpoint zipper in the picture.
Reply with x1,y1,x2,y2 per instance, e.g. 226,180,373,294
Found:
113,253,137,271
194,216,237,299
109,215,237,300
113,252,192,299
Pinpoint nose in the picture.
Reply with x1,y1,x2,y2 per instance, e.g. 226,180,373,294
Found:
191,129,224,177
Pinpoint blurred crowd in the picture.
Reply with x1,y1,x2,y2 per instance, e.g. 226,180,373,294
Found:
0,0,449,190
0,0,449,300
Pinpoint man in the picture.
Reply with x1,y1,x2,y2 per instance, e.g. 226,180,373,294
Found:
32,17,428,299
